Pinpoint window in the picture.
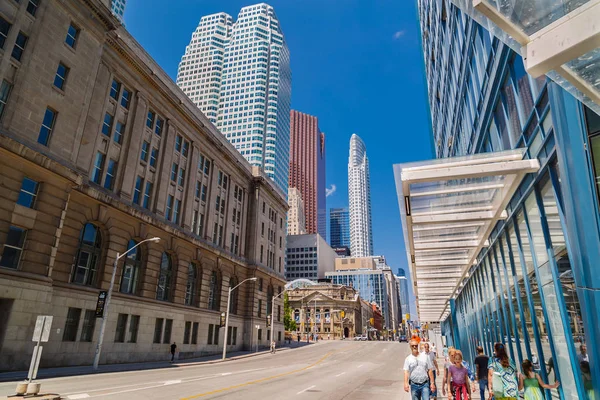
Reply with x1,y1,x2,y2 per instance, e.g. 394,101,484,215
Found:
173,199,181,224
133,176,143,205
201,185,207,202
146,110,155,129
0,17,11,49
182,141,189,158
143,182,152,209
140,141,149,162
26,0,40,16
121,88,131,109
103,159,117,190
128,315,139,343
207,270,220,311
207,324,214,345
0,226,27,269
156,252,172,301
54,63,69,90
171,163,178,182
65,23,79,48
12,31,28,61
185,263,198,306
258,277,263,291
17,177,39,209
177,167,185,186
213,325,220,345
102,113,113,136
114,122,125,144
195,181,201,198
142,182,152,209
155,117,164,136
257,299,262,317
258,328,262,341
0,80,12,120
175,135,182,152
72,223,102,285
120,240,142,294
110,80,120,100
150,147,158,168
191,322,199,345
91,152,105,184
37,108,57,146
229,277,238,314
153,318,163,343
163,319,173,343
166,195,173,221
80,310,95,342
62,307,81,342
184,321,191,344
114,313,127,343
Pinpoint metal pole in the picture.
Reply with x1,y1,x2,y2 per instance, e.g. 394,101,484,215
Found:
222,287,232,360
270,294,275,346
93,254,118,370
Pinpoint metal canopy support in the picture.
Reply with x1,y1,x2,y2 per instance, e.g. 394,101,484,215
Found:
394,150,540,322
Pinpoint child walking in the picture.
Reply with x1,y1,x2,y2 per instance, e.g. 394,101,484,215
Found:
447,350,471,400
519,359,560,400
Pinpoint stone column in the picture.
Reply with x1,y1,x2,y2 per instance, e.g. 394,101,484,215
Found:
154,120,176,217
182,143,200,231
119,92,149,202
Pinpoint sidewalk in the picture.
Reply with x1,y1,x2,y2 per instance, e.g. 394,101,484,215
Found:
0,341,316,383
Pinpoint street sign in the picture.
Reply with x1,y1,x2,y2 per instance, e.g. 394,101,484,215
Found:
95,291,108,318
32,316,53,342
27,345,43,382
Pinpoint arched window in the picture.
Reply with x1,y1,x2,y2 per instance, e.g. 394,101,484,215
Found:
185,263,198,306
207,270,220,311
120,240,142,294
156,252,172,301
266,284,274,316
229,276,238,314
72,223,102,286
294,309,300,323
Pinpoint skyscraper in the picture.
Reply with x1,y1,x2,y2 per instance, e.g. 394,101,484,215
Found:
329,207,350,249
287,188,306,235
348,134,373,257
110,0,127,22
289,110,326,237
177,4,292,193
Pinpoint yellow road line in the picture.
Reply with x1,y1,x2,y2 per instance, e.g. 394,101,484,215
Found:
180,351,333,399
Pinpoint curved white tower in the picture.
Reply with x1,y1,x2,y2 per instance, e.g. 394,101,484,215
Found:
348,134,373,257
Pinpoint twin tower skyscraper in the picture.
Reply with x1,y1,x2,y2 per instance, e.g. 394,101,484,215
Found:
177,3,372,257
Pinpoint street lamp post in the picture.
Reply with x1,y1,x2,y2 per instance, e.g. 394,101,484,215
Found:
222,277,257,360
93,237,160,370
269,288,286,347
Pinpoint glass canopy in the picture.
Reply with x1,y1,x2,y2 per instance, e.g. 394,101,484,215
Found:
394,149,540,322
449,0,600,115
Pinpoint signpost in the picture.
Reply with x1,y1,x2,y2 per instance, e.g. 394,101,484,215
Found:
28,316,53,382
95,291,107,318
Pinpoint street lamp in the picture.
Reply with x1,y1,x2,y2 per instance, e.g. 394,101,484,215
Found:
269,288,286,346
222,277,257,360
93,236,160,370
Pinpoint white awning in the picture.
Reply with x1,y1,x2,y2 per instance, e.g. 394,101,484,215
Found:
394,150,540,322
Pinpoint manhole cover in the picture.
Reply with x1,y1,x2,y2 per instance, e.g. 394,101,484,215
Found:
364,379,395,387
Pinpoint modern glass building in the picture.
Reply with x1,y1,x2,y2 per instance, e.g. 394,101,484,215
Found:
348,134,374,257
110,0,127,23
394,1,600,398
177,4,292,193
330,207,350,249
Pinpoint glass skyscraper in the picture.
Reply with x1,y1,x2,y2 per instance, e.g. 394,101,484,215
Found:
329,207,350,249
110,0,126,23
393,1,600,397
177,4,291,193
348,134,373,257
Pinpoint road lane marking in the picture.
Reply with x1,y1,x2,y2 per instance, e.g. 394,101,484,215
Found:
296,385,316,395
68,395,90,399
335,372,346,377
180,352,334,399
164,380,182,385
221,372,232,376
357,364,363,368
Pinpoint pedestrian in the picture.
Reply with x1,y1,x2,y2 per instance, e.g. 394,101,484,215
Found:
424,342,439,400
404,339,436,400
297,333,300,343
474,346,489,400
328,333,330,340
447,350,471,400
170,342,177,363
519,359,559,400
431,343,437,357
488,342,518,400
442,345,449,360
577,344,589,364
270,340,276,354
580,361,594,400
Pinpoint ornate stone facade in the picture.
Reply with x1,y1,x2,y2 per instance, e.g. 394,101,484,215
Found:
0,0,287,371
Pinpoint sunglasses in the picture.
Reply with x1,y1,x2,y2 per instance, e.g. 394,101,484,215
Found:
411,345,419,348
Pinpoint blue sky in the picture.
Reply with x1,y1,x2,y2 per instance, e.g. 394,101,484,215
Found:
125,0,433,310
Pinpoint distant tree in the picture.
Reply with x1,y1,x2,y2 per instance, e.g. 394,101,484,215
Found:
283,292,297,331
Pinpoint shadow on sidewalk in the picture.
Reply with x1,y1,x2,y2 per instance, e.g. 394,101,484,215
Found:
0,341,317,383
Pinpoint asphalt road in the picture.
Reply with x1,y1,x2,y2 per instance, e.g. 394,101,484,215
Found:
0,341,414,400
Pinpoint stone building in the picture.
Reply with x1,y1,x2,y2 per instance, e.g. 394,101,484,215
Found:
287,284,363,340
0,0,287,371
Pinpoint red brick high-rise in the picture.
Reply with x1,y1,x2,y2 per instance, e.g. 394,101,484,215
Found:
289,110,326,237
